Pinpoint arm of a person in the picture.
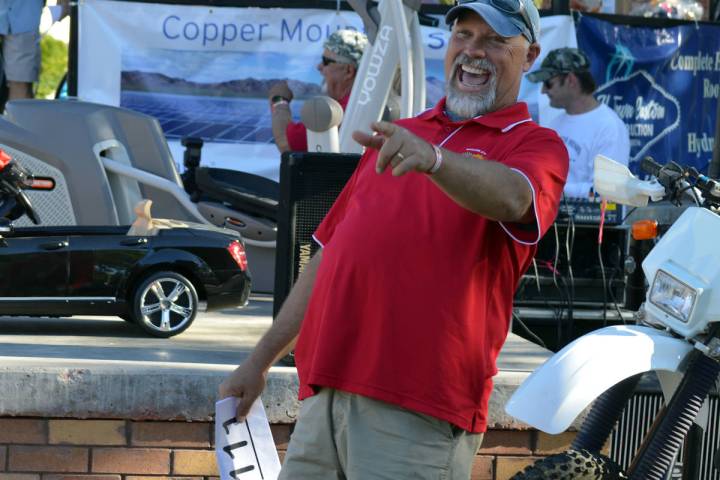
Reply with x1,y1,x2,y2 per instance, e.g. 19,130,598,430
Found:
353,122,533,223
271,103,292,153
218,249,323,420
427,148,534,222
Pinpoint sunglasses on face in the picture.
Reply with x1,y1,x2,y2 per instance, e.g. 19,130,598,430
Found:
321,56,339,66
456,0,535,44
543,75,566,89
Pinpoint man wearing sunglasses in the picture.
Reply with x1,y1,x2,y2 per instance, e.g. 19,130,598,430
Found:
222,1,568,478
268,29,367,153
528,47,630,198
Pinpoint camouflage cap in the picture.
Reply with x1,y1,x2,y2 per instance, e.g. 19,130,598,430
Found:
526,48,591,83
323,29,368,67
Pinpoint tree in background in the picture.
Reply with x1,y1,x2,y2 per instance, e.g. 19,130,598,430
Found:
38,34,68,99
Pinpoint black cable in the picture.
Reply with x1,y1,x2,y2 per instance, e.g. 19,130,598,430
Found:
621,206,637,223
512,312,547,349
598,240,609,327
605,242,627,325
675,183,701,205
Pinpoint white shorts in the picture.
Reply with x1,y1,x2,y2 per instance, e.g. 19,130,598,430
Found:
2,30,41,83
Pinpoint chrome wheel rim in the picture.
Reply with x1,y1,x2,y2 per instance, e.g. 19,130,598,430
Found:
139,277,194,333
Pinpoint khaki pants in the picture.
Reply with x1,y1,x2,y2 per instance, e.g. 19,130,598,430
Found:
279,388,483,480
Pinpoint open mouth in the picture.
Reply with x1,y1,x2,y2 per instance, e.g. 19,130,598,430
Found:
456,64,491,89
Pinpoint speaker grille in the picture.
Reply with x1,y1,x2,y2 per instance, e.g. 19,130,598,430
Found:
273,152,361,317
610,392,719,478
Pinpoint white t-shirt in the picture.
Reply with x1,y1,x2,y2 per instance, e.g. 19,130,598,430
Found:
548,103,630,198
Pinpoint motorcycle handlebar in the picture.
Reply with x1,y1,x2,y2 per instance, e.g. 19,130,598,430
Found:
643,156,720,208
641,156,662,177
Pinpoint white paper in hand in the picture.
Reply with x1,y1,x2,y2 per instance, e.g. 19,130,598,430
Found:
215,397,281,480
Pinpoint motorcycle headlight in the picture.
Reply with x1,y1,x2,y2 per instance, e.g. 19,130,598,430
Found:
649,270,697,323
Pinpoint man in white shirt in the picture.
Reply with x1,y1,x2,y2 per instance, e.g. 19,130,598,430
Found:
528,47,630,198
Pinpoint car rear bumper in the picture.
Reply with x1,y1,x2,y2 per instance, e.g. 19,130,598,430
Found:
205,270,251,311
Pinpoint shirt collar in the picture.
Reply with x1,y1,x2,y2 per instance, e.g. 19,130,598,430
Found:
419,97,533,133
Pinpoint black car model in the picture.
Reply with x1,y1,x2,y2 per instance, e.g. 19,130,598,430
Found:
0,151,251,338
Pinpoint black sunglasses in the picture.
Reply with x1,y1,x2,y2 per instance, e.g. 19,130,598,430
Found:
456,0,535,44
543,75,566,89
321,56,339,66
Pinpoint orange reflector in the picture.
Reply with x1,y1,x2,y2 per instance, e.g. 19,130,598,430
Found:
632,219,658,240
29,177,55,190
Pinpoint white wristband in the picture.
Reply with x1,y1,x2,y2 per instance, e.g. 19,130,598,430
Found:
428,144,443,174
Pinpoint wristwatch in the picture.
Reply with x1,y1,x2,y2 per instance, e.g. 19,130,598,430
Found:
271,95,290,104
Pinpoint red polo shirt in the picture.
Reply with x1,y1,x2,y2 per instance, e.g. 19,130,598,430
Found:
286,94,350,151
294,99,568,432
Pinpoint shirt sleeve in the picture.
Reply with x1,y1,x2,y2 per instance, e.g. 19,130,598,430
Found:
286,121,309,152
499,128,569,244
312,152,369,247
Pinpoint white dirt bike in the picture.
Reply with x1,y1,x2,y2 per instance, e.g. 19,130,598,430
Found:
506,155,720,479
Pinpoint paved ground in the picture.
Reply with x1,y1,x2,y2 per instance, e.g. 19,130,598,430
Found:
0,294,274,366
0,294,550,372
0,295,552,426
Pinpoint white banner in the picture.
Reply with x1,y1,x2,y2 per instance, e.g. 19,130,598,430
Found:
78,1,574,180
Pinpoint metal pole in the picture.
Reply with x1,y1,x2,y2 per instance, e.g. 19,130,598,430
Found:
68,0,78,97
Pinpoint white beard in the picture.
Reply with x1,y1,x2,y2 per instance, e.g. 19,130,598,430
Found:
445,55,497,119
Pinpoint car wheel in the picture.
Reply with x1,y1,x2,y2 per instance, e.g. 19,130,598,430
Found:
132,271,198,338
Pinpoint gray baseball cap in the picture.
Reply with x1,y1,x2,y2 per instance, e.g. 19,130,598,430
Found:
445,0,540,44
526,48,591,82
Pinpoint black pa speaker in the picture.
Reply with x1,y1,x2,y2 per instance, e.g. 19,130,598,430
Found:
272,151,361,318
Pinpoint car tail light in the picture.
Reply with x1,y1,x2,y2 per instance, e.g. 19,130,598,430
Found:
227,240,248,271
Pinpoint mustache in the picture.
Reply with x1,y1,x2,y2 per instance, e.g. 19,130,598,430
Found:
452,54,496,75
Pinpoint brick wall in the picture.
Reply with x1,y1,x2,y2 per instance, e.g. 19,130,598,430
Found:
0,418,577,480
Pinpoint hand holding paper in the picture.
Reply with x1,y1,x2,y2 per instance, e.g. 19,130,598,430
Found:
215,397,281,480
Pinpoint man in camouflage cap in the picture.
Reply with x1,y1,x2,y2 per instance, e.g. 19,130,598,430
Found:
528,47,630,197
526,47,591,84
268,29,368,153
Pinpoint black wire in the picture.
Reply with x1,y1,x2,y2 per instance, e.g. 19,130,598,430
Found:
675,183,701,205
621,206,637,223
598,240,609,327
605,242,627,325
512,312,547,349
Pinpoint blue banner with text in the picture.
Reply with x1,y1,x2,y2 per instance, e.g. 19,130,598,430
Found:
576,15,719,174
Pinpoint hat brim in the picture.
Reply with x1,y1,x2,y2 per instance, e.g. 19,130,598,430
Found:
526,69,559,83
446,3,525,39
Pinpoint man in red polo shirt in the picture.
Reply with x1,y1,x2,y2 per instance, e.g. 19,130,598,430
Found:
221,1,568,477
268,29,367,153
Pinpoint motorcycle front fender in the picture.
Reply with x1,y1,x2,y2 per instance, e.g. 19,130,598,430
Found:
505,325,693,434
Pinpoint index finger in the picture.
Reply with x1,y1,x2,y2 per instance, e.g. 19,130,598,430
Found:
235,396,252,422
352,130,385,151
370,121,398,138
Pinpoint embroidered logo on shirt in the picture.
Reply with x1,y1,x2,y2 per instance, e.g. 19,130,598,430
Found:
465,148,487,160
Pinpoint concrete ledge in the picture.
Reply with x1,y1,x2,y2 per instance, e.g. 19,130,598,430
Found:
0,358,299,423
0,331,573,429
0,357,581,430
